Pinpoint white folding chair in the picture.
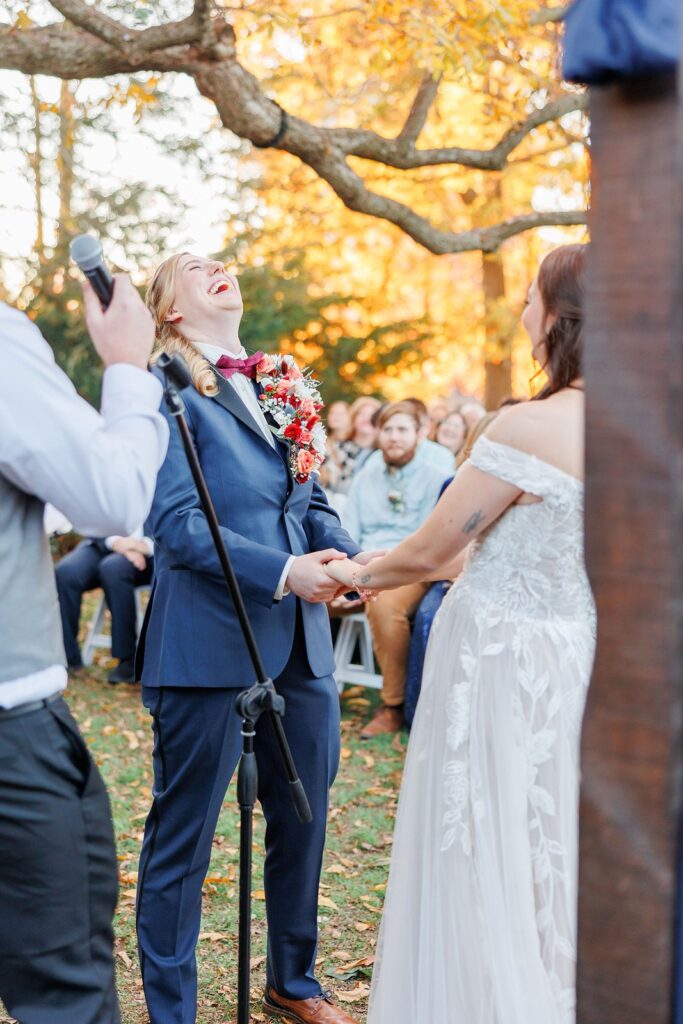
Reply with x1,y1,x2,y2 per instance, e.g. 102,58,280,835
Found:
81,585,150,667
333,611,383,695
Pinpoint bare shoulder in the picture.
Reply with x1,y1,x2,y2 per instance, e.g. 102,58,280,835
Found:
484,394,585,479
484,402,548,452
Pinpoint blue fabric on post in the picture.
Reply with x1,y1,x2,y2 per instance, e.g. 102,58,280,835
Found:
563,0,680,84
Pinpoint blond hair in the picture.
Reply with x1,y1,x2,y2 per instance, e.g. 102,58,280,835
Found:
146,252,219,397
456,411,499,468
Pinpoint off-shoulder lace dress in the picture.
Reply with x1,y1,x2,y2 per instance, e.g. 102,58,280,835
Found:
368,436,596,1024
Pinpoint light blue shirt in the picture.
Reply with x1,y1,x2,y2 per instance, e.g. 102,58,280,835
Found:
343,447,451,551
361,438,455,477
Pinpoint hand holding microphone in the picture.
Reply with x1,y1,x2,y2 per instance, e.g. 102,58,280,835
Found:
70,234,155,371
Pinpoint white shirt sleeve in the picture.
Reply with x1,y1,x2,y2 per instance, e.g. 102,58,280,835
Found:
0,303,169,537
274,554,296,601
105,527,154,557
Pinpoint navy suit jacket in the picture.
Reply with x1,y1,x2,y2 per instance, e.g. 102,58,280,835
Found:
137,370,360,687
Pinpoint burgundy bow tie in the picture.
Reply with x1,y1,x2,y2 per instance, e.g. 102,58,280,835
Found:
215,351,264,381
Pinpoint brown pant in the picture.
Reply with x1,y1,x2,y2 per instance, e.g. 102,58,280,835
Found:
365,582,430,707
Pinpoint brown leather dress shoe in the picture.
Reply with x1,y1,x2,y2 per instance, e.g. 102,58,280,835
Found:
360,703,404,739
263,986,361,1024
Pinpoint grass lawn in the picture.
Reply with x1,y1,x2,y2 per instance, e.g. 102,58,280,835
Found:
1,597,407,1024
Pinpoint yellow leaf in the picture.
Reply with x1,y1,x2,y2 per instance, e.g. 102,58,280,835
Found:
252,889,266,900
123,730,139,751
318,895,338,910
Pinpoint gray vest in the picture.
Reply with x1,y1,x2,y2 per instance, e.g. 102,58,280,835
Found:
0,473,65,683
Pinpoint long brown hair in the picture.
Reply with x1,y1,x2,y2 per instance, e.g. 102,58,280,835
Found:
533,243,588,400
145,252,219,397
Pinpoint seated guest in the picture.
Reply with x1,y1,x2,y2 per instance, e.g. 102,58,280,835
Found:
55,529,153,683
346,395,384,476
319,400,355,513
459,398,487,432
427,395,450,433
433,409,467,459
362,397,455,477
344,401,450,736
404,579,451,728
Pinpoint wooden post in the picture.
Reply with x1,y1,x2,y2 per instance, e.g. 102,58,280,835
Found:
578,71,683,1023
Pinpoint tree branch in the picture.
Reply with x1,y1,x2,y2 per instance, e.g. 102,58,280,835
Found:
331,92,588,171
48,0,126,49
0,5,588,256
396,72,441,147
48,0,212,57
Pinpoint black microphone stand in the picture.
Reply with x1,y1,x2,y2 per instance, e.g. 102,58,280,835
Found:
157,352,312,1024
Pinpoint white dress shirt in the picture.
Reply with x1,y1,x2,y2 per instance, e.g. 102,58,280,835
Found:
194,342,295,600
0,302,169,708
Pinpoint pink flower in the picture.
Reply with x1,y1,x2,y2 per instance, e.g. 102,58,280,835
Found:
256,354,277,376
300,398,316,417
283,358,303,380
298,428,312,445
275,379,291,398
296,450,315,477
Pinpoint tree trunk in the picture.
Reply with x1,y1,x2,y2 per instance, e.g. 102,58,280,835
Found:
28,76,45,265
55,79,76,267
482,248,511,409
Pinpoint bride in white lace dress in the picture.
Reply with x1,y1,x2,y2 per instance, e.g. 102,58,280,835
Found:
327,244,596,1024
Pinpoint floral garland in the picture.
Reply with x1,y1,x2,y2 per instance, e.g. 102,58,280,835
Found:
255,354,327,484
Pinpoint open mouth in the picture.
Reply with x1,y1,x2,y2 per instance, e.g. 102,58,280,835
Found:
208,279,231,295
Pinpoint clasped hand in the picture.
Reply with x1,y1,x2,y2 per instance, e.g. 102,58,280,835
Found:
285,549,383,603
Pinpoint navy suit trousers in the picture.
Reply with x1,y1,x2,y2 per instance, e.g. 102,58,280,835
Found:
135,611,341,1024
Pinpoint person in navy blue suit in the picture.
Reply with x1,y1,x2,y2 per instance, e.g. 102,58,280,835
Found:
136,253,372,1024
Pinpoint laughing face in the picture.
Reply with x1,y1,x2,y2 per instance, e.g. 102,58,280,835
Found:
164,255,243,329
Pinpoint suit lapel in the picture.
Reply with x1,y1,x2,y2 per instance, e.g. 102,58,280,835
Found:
210,375,294,493
210,372,275,450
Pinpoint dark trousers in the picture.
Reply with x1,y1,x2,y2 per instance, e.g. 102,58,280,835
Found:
55,540,153,667
136,617,341,1024
0,697,119,1024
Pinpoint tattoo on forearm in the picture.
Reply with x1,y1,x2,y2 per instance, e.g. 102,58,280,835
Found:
359,573,372,586
463,510,485,534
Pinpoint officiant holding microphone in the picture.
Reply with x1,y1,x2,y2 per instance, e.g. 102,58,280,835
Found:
137,253,375,1024
0,275,169,1024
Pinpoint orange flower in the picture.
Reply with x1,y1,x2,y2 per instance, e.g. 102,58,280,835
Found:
296,449,315,476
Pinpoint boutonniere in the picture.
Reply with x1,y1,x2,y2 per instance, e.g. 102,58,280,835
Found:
387,488,406,514
255,354,327,484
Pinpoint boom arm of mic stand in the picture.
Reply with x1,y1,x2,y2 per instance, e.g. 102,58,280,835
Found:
157,352,312,825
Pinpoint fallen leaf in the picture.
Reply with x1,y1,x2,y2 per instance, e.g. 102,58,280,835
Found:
354,922,371,932
318,895,338,910
336,984,371,1003
198,932,229,943
123,730,139,751
252,889,266,900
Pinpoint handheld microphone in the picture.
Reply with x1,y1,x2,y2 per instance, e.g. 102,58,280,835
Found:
69,234,115,309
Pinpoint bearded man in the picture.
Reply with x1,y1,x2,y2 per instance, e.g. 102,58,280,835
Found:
343,401,451,736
